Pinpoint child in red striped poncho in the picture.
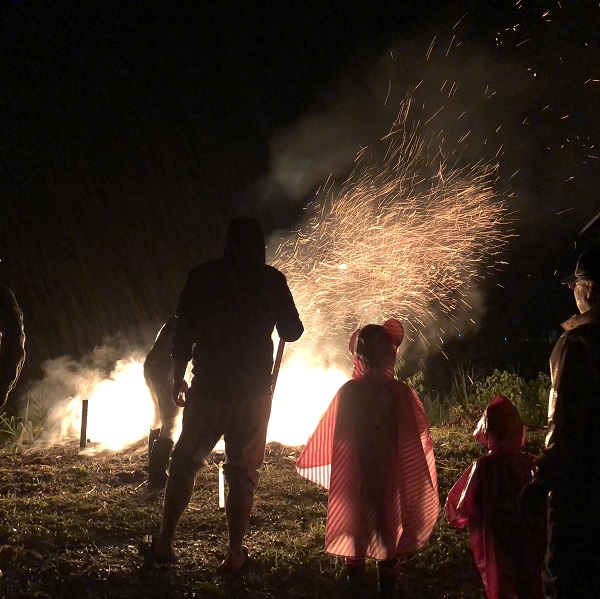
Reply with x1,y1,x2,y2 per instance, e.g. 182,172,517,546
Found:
445,395,546,599
297,319,439,599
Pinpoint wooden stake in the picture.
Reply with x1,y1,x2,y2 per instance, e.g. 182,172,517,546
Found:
271,338,285,397
79,398,88,450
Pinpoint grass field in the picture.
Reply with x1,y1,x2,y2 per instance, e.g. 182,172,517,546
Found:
0,427,545,599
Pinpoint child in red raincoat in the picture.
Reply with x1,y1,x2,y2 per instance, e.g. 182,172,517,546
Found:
297,319,439,599
445,395,546,599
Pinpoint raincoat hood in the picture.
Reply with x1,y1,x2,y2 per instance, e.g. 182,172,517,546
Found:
473,394,525,453
349,319,404,379
223,217,266,265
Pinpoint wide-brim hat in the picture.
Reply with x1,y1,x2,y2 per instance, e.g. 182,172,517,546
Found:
562,245,600,285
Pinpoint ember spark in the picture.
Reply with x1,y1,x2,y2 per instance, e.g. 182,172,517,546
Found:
271,102,510,360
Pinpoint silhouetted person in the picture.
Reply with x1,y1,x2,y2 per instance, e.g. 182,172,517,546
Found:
144,316,182,488
297,320,438,599
148,217,303,571
446,395,545,599
0,284,25,416
520,246,600,598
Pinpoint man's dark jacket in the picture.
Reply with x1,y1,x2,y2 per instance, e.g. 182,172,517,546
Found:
173,220,303,398
536,305,600,495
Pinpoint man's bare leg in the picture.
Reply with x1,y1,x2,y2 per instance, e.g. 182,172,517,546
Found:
221,395,271,571
223,489,253,569
153,456,197,558
221,465,257,570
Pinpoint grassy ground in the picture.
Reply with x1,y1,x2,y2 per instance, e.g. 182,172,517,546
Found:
0,428,545,599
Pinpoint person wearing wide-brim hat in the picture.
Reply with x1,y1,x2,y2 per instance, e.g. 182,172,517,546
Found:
520,244,600,599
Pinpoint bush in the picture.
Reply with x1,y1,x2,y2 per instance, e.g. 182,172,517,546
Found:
0,392,47,453
403,369,449,425
404,365,550,429
472,369,549,429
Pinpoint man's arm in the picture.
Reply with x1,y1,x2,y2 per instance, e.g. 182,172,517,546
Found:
535,333,586,491
271,271,303,342
170,278,196,407
171,357,188,407
521,334,577,518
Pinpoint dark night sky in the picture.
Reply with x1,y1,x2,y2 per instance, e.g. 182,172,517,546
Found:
2,1,600,386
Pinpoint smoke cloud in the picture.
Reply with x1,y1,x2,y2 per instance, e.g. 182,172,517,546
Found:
269,33,530,204
20,331,159,450
264,30,526,368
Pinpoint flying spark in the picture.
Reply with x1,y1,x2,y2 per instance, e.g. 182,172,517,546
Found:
271,100,510,363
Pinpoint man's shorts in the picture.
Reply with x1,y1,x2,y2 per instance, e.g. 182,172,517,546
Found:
171,388,273,485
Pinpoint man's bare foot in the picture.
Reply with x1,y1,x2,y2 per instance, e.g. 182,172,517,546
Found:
220,545,249,573
140,535,178,564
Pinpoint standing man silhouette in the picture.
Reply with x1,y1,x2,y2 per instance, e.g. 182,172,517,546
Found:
149,217,303,571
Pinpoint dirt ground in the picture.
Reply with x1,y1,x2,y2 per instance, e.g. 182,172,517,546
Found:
0,434,491,598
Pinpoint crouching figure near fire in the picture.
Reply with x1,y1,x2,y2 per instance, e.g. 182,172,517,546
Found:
445,395,546,599
144,316,182,488
297,319,439,599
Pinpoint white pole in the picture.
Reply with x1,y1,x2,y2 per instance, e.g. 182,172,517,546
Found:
218,462,225,509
